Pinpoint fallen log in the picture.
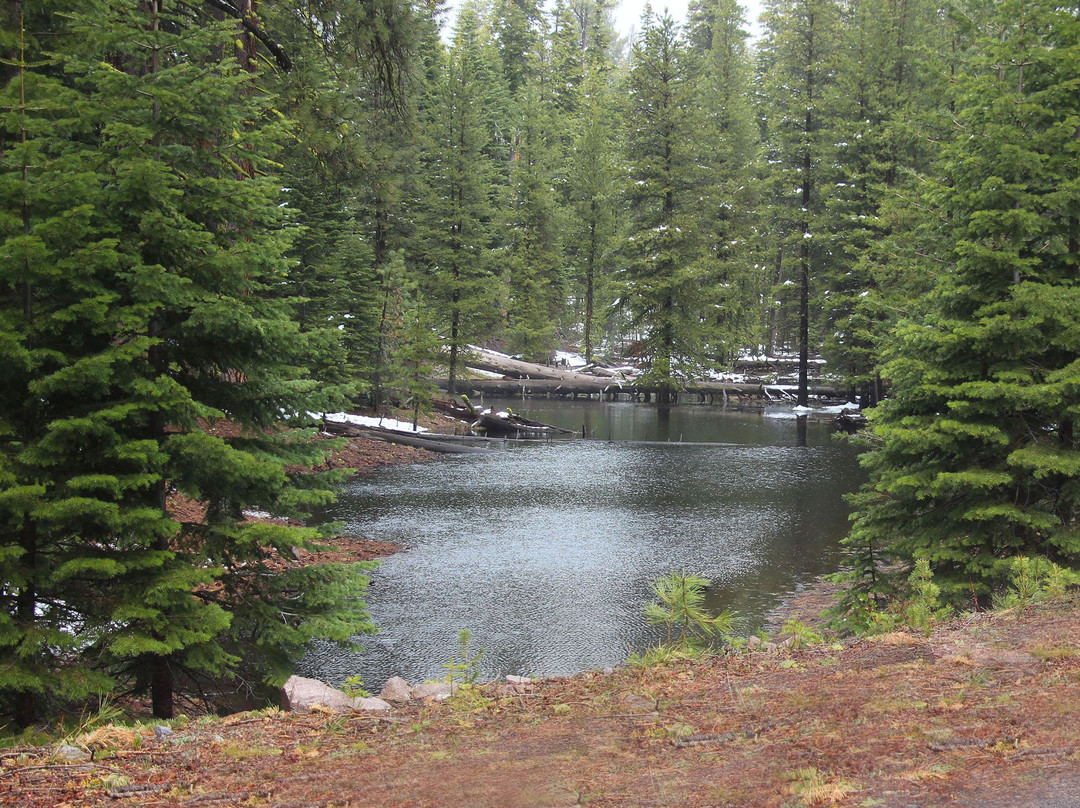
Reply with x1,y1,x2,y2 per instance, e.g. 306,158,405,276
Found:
321,421,493,454
462,347,609,382
472,410,574,436
437,378,841,400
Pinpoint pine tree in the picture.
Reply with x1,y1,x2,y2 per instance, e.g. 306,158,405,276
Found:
756,0,842,404
818,0,946,405
844,0,1080,603
549,0,586,115
0,1,375,722
0,7,116,724
260,0,421,405
504,77,566,361
621,11,721,401
493,0,543,93
550,0,618,362
421,3,507,393
374,251,440,422
565,68,619,362
691,0,759,361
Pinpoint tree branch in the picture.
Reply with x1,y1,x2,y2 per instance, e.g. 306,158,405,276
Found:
202,0,292,71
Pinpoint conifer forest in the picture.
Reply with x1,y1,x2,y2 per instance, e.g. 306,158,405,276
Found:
1,0,1079,724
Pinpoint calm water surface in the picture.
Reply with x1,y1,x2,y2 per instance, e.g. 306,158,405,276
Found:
302,401,864,689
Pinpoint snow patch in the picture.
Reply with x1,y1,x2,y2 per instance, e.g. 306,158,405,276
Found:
554,350,588,368
322,412,429,433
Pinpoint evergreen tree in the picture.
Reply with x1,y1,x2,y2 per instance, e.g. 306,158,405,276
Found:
621,11,720,401
504,78,566,361
421,4,507,393
818,0,946,405
756,0,842,404
691,0,759,361
493,0,543,93
0,1,374,722
261,0,420,405
844,0,1080,603
554,0,618,362
0,6,115,724
549,0,586,115
565,68,619,362
372,251,441,425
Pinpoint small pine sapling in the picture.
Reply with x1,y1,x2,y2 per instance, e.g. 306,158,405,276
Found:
903,558,952,636
443,629,485,687
642,571,735,653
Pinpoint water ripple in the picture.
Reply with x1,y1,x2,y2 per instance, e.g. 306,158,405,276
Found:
303,405,863,690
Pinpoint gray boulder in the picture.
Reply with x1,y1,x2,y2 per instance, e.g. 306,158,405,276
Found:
281,674,390,713
354,697,393,712
379,676,413,703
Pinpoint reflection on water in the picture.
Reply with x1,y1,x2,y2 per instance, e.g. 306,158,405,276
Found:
302,402,863,689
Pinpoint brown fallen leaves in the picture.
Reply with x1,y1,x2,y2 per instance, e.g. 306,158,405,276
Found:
6,595,1080,808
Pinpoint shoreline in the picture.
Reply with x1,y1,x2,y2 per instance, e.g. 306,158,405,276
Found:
14,595,1079,807
14,411,1078,805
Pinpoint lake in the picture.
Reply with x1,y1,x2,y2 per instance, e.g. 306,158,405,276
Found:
301,401,864,690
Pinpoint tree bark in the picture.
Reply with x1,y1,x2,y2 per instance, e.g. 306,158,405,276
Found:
151,656,174,719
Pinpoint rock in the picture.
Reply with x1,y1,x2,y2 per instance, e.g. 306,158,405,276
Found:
412,682,455,702
505,675,534,685
379,676,413,703
746,635,762,649
354,697,392,712
281,674,360,713
602,666,615,675
618,693,656,712
54,745,90,763
153,725,174,741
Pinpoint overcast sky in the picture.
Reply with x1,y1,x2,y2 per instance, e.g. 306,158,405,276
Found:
612,0,765,41
441,0,766,44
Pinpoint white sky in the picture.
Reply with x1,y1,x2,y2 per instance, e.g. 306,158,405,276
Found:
612,0,765,42
441,0,766,44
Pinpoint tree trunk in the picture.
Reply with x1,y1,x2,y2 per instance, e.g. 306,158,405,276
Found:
13,517,37,727
151,656,174,719
447,307,460,397
585,214,597,363
797,246,810,407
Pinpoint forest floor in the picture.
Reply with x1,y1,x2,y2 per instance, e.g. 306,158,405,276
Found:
5,414,1080,808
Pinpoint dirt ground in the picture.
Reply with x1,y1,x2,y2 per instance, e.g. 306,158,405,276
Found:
5,415,1080,808
6,597,1080,807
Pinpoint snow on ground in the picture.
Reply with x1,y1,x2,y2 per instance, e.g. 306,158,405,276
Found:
469,344,512,359
554,350,588,368
467,367,506,378
707,369,749,383
736,351,827,365
821,401,861,414
765,400,861,418
322,412,429,433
